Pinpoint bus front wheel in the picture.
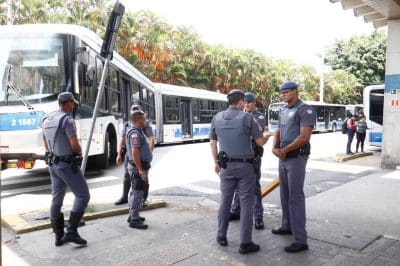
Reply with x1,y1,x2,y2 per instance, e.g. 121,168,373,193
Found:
95,131,116,169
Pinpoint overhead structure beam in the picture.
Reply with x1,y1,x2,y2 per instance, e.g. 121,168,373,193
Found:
354,6,378,16
373,19,388,28
341,0,367,10
364,12,386,22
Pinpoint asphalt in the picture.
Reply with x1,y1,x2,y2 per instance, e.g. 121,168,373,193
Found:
2,153,400,265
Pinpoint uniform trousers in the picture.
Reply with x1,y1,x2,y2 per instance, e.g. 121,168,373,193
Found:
218,162,256,244
128,167,149,220
49,162,90,219
123,153,149,201
278,155,308,245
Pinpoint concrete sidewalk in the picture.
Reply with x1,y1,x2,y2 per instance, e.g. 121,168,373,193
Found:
2,167,400,266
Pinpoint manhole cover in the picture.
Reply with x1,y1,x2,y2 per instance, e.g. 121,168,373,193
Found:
122,242,198,266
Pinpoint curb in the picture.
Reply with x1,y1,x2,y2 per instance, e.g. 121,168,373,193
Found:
1,199,167,234
332,152,373,163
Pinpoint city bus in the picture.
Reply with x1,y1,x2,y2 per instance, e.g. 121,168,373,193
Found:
267,101,346,132
363,84,383,147
153,83,227,144
0,24,154,170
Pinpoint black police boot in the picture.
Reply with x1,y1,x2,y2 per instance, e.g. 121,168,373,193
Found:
216,236,228,246
126,216,145,223
62,211,87,245
284,242,309,253
115,179,130,205
50,213,64,246
129,218,148,230
254,218,264,230
239,242,260,254
271,227,292,235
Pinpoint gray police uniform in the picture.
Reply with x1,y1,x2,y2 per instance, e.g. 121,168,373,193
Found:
231,109,266,220
42,110,90,220
120,120,153,199
210,107,262,244
126,126,153,221
278,100,315,245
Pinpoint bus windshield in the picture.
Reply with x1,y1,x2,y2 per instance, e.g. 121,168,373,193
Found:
0,35,66,105
268,104,283,125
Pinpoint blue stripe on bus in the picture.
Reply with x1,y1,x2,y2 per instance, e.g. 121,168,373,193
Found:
193,127,210,136
0,112,45,131
369,132,382,143
385,74,400,93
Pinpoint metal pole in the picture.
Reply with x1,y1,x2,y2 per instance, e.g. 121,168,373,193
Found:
319,50,324,103
80,56,111,173
6,0,13,25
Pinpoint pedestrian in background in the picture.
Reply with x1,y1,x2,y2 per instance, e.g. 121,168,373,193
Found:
271,81,315,253
210,89,270,254
115,104,154,207
346,114,358,155
356,115,368,153
229,92,268,230
42,92,90,247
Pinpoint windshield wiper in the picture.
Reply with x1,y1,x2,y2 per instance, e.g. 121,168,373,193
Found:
5,64,34,111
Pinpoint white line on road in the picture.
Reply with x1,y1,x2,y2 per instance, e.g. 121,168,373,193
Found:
261,177,274,182
1,176,120,197
381,171,400,180
180,183,221,195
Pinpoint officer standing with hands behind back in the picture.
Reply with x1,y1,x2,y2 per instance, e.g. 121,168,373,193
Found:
210,89,270,254
229,92,267,230
42,92,90,247
271,82,315,253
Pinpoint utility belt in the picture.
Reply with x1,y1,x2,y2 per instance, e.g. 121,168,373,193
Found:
128,160,151,171
217,151,254,169
282,142,311,158
45,152,82,166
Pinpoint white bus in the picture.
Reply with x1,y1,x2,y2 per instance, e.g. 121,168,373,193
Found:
268,101,346,132
153,83,227,144
363,84,383,147
346,104,364,117
0,24,154,170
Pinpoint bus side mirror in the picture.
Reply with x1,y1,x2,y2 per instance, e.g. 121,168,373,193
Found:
101,2,125,60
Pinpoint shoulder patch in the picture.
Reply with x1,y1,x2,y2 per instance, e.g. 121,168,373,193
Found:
258,115,265,119
306,109,313,115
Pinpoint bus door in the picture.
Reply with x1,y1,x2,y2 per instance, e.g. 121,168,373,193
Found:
180,99,192,138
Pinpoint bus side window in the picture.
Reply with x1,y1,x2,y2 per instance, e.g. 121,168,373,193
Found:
131,80,140,106
108,66,120,114
164,95,180,123
95,56,106,111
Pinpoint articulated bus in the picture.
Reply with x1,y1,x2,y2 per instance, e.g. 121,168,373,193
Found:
153,83,227,144
268,101,346,132
0,24,229,170
363,84,384,147
0,24,154,170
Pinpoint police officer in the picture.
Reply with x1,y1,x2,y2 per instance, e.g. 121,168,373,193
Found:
42,92,90,246
210,89,269,254
115,105,154,206
230,92,267,230
126,110,153,229
271,81,315,253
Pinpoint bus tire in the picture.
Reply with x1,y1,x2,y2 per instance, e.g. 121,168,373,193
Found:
95,130,116,169
332,123,337,132
1,160,8,170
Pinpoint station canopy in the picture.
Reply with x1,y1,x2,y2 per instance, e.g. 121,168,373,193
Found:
330,0,400,28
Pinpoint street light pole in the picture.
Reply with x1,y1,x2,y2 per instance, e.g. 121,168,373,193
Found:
319,50,324,103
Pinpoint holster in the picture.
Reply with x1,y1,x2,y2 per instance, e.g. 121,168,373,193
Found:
129,160,151,171
217,151,228,169
285,142,311,158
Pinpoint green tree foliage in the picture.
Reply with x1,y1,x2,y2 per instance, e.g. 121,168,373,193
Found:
325,31,386,85
3,1,376,108
323,70,363,104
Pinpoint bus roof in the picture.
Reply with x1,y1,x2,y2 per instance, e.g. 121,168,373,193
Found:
0,24,154,90
364,84,384,94
154,83,227,101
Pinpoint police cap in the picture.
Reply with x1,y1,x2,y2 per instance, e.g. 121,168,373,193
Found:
279,81,298,91
58,92,78,104
244,92,256,103
227,89,245,97
130,104,141,112
130,109,145,119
